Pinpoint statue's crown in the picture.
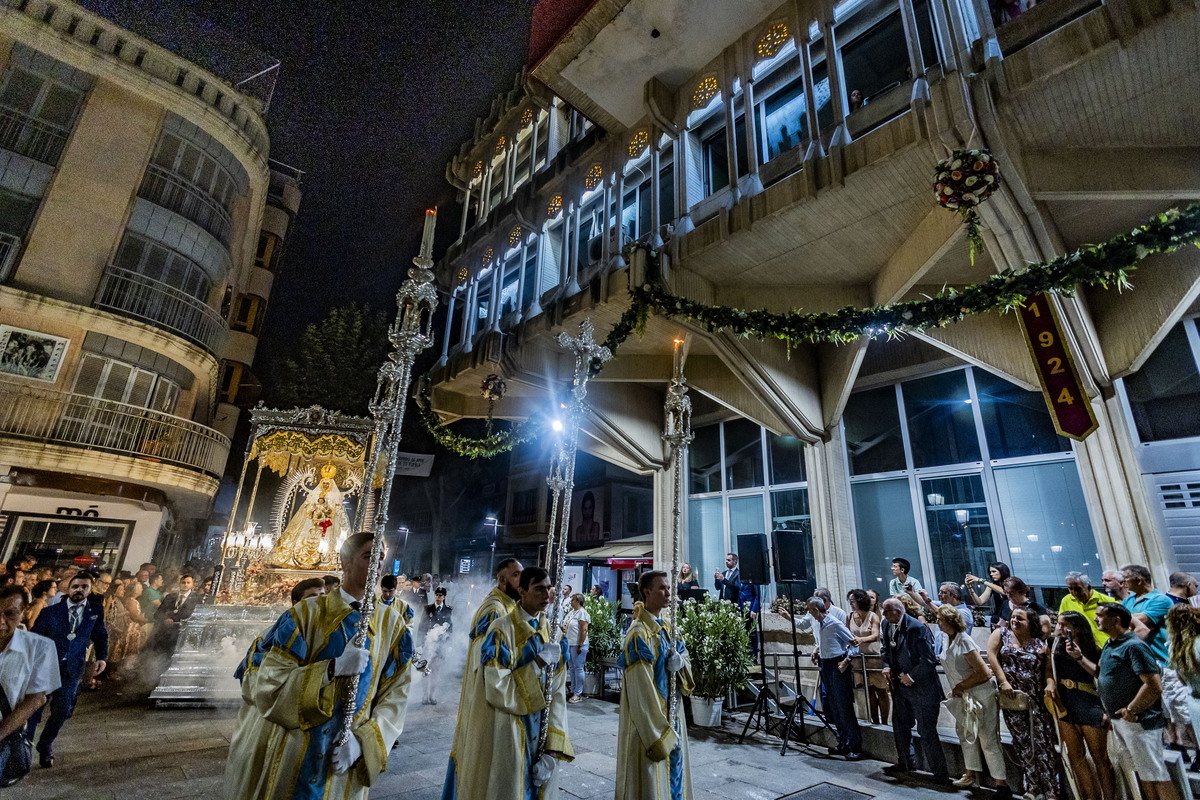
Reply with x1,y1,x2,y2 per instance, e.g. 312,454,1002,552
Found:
320,463,337,479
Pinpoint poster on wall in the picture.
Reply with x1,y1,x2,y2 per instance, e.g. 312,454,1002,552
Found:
0,325,69,383
570,486,607,545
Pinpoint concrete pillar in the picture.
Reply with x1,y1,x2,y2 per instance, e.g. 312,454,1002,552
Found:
527,227,545,318
817,16,851,158
741,78,764,197
674,128,694,235
488,265,502,331
650,137,663,247
795,20,826,161
458,185,471,241
463,280,477,352
529,111,541,183
566,202,583,295
436,288,457,367
806,432,858,599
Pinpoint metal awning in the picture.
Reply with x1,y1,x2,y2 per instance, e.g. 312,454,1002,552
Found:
568,534,653,566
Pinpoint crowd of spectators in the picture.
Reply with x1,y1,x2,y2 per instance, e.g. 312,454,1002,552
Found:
755,558,1200,799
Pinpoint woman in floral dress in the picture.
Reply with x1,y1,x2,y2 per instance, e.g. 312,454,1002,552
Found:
987,606,1061,800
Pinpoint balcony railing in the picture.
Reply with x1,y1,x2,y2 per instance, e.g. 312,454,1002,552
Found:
0,106,68,165
0,381,231,477
94,266,228,356
137,164,233,247
0,231,19,282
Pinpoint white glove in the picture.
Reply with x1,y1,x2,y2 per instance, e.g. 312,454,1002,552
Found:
666,649,683,673
532,753,557,787
538,640,561,668
333,645,370,677
331,733,362,773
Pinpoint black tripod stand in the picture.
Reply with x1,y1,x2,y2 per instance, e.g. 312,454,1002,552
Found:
739,581,835,754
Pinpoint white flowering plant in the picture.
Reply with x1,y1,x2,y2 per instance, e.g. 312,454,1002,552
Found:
677,596,752,700
582,594,620,674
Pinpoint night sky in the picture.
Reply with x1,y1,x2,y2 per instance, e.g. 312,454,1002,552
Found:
86,0,536,370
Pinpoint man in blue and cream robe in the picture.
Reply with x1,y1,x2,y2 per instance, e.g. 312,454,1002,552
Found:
443,556,523,797
616,571,694,800
223,532,414,800
445,565,573,800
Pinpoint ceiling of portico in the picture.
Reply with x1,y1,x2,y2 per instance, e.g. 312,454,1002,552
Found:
685,142,938,286
534,0,784,131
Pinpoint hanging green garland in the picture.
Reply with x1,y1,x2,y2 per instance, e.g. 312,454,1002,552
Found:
424,202,1200,456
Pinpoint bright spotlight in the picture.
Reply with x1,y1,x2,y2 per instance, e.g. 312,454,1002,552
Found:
551,419,564,432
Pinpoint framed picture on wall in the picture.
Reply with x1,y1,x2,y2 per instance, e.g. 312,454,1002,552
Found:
0,325,69,383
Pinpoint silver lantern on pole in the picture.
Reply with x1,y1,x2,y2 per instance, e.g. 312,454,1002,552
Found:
536,318,611,763
662,336,692,728
335,208,439,747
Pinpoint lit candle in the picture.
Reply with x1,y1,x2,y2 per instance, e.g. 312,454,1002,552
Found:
420,208,437,258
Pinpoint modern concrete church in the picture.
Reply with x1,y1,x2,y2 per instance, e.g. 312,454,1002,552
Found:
425,0,1200,605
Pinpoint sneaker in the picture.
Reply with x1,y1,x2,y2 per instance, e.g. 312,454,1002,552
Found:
954,774,977,788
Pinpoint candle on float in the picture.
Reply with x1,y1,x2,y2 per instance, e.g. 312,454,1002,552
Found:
420,208,437,257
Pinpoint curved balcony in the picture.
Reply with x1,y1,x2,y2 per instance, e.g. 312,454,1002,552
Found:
137,164,233,247
95,266,228,356
0,106,69,165
0,381,231,478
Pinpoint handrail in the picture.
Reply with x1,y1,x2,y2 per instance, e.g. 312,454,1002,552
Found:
0,105,68,165
138,164,233,247
94,266,228,356
0,381,231,477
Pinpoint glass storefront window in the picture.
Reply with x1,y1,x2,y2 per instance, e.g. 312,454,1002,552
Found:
768,432,806,485
903,371,981,468
975,369,1070,459
1123,322,1200,442
688,497,725,594
993,461,1100,588
10,518,128,570
689,424,721,494
724,418,764,490
730,495,765,535
921,474,996,589
844,386,906,475
771,488,810,530
852,478,923,591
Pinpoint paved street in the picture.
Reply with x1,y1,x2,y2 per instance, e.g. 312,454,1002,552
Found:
11,678,985,800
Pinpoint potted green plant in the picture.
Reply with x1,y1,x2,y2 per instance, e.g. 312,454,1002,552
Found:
582,594,619,695
678,595,752,727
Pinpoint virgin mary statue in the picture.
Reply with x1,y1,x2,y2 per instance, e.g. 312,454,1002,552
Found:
268,464,353,569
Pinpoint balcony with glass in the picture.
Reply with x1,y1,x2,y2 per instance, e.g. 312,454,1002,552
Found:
0,379,230,478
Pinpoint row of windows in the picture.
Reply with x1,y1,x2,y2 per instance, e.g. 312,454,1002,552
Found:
72,352,181,415
0,66,85,165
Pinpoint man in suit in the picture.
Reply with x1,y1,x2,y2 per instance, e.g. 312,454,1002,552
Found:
713,553,741,603
149,572,200,662
879,597,949,785
27,570,108,767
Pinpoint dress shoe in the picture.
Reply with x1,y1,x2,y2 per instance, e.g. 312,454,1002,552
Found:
38,753,53,768
829,744,850,756
953,774,977,787
882,763,910,777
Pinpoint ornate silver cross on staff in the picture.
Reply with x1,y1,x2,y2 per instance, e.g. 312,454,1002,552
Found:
537,317,611,761
336,210,439,748
662,336,693,728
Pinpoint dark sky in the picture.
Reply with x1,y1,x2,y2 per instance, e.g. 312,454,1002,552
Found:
87,0,536,369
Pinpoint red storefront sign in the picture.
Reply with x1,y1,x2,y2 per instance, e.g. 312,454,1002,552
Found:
1015,293,1098,440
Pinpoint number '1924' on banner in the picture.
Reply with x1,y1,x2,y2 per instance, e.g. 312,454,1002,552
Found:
1015,293,1098,440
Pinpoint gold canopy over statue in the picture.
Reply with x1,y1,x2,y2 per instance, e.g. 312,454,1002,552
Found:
217,406,378,605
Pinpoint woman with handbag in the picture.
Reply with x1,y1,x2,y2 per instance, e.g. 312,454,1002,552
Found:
988,606,1061,800
0,584,59,790
1048,611,1114,800
939,606,1010,797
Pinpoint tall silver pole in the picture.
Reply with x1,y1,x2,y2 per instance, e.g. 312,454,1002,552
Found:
662,338,692,728
336,209,439,747
536,318,611,763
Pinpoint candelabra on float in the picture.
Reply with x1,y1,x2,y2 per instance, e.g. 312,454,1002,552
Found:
537,318,611,763
662,337,693,728
336,209,439,747
219,523,273,598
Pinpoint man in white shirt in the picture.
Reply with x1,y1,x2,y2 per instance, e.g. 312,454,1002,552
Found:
0,584,60,782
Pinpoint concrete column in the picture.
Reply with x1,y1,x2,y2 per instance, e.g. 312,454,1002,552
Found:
650,138,663,247
546,101,562,161
674,129,694,235
458,185,471,241
479,168,493,223
898,0,933,140
462,280,477,352
817,17,850,155
795,21,826,161
436,288,457,367
529,111,541,183
558,210,572,290
806,431,858,599
741,78,764,196
613,169,627,265
527,227,546,318
514,239,527,323
1074,393,1173,583
488,265,502,331
566,202,582,295
722,77,740,205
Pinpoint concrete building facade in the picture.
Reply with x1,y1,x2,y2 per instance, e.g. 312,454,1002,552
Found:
427,0,1200,604
0,0,299,571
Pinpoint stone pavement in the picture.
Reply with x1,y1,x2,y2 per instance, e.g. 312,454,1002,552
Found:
13,682,984,800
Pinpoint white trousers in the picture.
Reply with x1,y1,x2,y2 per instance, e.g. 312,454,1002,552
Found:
948,683,1007,781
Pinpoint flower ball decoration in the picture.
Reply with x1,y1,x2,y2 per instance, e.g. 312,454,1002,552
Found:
480,373,507,402
934,148,1000,262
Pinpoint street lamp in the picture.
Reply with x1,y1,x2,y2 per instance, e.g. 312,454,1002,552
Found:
485,516,499,576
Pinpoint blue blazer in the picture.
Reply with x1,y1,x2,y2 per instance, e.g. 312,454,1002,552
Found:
31,596,108,680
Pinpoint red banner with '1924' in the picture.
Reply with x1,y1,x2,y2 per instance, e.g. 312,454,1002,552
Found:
1015,293,1098,440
